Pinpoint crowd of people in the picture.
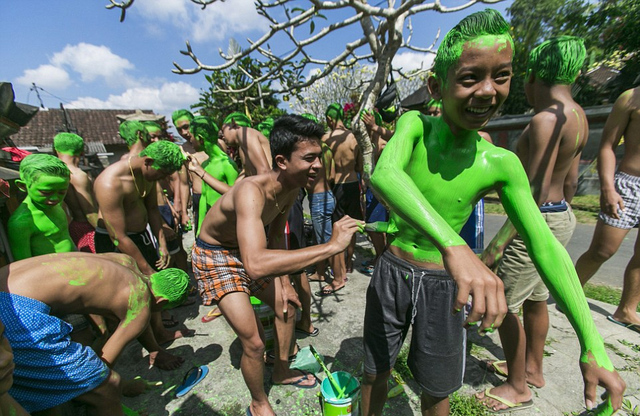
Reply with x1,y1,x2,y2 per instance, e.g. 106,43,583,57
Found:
1,7,639,416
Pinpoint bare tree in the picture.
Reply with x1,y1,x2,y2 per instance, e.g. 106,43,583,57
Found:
107,0,502,179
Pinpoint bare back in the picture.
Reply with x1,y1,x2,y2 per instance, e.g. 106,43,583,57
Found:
65,165,97,223
237,127,273,177
517,99,588,203
0,252,150,322
323,128,361,183
614,88,640,176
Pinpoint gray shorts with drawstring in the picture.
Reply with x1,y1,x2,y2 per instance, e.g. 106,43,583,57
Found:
363,250,466,397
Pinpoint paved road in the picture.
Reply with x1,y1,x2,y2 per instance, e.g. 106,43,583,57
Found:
485,214,638,288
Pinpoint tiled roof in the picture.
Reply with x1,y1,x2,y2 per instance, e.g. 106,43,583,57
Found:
585,66,620,88
9,108,156,147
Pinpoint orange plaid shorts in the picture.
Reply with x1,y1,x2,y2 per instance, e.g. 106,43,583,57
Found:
192,238,274,305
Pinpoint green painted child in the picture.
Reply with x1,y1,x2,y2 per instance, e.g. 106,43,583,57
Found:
362,9,624,416
187,116,239,232
8,153,75,260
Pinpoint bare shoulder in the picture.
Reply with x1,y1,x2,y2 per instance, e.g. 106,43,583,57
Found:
94,163,123,191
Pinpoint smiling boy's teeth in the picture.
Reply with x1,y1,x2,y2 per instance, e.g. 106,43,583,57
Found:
468,107,490,114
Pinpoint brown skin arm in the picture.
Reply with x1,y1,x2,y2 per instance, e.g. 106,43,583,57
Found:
598,93,631,219
178,166,190,226
564,155,580,203
241,127,271,175
145,190,170,270
187,156,233,194
168,171,182,225
101,306,151,366
72,170,99,227
97,179,155,275
234,181,360,279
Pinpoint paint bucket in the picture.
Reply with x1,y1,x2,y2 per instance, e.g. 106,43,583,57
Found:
320,371,360,416
250,296,274,352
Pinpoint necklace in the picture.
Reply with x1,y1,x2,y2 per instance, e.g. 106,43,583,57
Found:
269,174,286,214
128,156,147,198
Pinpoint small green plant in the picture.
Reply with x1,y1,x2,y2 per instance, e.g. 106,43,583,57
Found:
450,391,490,415
618,339,640,353
622,398,640,416
393,343,413,381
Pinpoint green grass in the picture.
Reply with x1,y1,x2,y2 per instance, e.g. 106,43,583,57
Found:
450,391,490,416
583,283,640,313
393,343,413,381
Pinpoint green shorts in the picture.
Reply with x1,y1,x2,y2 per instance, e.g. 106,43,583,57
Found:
498,205,576,314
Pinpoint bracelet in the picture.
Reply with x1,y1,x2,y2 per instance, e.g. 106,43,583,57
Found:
199,171,205,179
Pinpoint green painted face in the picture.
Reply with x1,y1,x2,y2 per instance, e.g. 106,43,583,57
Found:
24,174,70,209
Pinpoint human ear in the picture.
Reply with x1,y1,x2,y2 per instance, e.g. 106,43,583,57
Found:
144,158,155,168
427,76,442,100
274,154,287,170
15,180,26,192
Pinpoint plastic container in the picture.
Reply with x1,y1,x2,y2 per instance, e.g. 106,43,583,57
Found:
250,296,275,352
320,371,360,416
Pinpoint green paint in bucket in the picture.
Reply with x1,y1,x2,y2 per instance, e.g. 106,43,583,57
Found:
320,371,360,416
250,296,275,351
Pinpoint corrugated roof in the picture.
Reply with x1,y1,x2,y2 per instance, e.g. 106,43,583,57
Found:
9,108,156,147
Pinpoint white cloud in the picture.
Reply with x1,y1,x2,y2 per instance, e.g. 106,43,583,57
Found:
392,51,435,73
135,0,268,42
14,65,72,90
50,43,135,87
67,81,200,113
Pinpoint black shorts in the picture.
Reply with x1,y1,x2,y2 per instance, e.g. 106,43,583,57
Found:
332,181,363,222
94,227,159,271
363,251,465,397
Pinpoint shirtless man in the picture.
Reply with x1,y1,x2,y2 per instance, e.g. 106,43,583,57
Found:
361,9,624,416
53,132,98,253
219,112,272,179
93,140,188,367
575,85,640,334
480,36,589,411
0,252,189,415
193,115,361,416
320,103,363,295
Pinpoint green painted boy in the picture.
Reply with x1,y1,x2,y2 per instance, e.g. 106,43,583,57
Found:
362,9,624,416
187,116,239,232
8,153,75,260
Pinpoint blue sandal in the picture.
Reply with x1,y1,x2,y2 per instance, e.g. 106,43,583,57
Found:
176,365,209,397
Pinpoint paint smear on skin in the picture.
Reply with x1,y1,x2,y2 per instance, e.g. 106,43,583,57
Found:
467,35,511,53
572,108,581,150
122,274,150,328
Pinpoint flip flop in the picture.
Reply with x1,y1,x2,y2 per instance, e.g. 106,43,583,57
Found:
271,372,318,389
176,365,209,397
266,344,299,365
295,327,320,337
478,388,534,414
315,285,345,297
607,315,640,334
201,308,223,323
484,360,508,378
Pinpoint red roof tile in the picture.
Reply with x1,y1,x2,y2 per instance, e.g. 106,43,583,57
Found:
9,108,156,147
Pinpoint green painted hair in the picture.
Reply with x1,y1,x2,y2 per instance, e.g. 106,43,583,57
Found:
427,99,442,109
142,121,162,133
256,117,274,138
119,120,149,148
190,116,219,143
432,8,513,80
300,113,319,123
20,153,70,185
53,132,85,156
149,268,190,309
325,103,343,121
171,109,194,125
223,112,252,128
139,140,185,172
527,36,586,85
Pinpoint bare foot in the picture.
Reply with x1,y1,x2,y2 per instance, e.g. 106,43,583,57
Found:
485,360,545,388
307,272,326,282
156,326,194,345
149,349,184,370
475,383,532,413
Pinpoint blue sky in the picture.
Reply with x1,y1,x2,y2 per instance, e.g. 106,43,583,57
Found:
1,0,511,126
